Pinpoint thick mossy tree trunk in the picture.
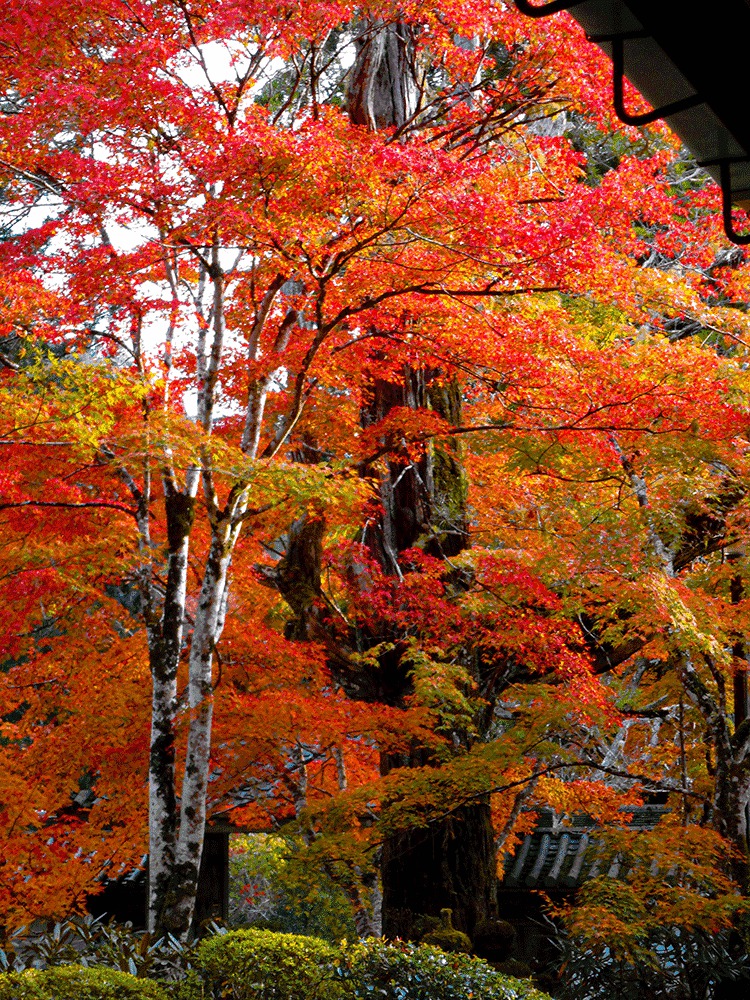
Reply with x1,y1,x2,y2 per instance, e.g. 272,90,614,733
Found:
277,374,498,937
380,800,498,939
274,507,326,641
361,373,495,938
345,21,497,942
269,18,499,940
361,370,469,570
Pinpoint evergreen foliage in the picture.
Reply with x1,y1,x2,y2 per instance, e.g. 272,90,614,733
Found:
194,928,343,1000
554,925,750,1000
0,965,169,1000
336,938,548,1000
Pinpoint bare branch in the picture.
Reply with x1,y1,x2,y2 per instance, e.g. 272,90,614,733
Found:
0,499,138,517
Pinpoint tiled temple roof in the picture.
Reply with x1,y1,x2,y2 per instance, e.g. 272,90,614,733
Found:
501,805,670,891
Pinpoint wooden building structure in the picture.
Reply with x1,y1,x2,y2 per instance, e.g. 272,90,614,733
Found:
497,805,669,965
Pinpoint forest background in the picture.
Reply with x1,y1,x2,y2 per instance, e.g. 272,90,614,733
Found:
2,0,750,976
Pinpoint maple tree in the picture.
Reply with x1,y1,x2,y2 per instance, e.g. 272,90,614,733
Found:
2,0,750,953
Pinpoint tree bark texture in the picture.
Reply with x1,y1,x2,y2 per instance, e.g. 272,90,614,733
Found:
380,800,497,939
275,509,326,640
348,20,419,131
679,653,750,893
140,247,253,938
358,372,495,937
146,477,198,935
344,22,497,941
362,369,469,569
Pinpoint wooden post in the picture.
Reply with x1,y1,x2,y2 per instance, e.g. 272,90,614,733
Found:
193,830,230,930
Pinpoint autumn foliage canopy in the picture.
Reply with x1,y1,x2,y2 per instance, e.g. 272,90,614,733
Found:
1,0,750,953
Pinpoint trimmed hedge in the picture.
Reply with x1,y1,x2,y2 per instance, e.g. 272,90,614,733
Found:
336,939,549,1000
0,929,552,1000
194,928,344,1000
192,930,550,1000
0,965,169,1000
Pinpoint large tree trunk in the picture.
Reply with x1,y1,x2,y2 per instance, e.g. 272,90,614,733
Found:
363,374,495,938
381,801,497,939
275,373,498,937
362,370,468,570
348,20,419,131
344,21,497,942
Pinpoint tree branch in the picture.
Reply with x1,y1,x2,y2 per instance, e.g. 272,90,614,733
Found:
0,499,138,518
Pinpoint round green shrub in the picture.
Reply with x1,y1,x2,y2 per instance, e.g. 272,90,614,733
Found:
337,939,551,1000
0,965,169,1000
159,971,205,1000
194,928,343,1000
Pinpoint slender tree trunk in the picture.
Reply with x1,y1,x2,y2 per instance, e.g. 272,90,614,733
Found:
679,652,750,893
613,449,750,895
730,554,750,730
730,560,750,863
157,532,234,934
141,249,254,938
146,476,199,934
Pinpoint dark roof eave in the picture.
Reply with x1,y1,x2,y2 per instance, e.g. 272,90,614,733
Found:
514,0,750,243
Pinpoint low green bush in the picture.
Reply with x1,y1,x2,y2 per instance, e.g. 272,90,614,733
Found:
159,970,205,1000
0,926,552,1000
194,928,343,1000
336,939,551,1000
0,916,209,982
0,965,169,999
